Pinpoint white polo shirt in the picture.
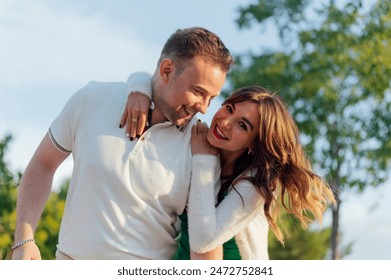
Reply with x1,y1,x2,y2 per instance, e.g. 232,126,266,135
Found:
49,81,196,259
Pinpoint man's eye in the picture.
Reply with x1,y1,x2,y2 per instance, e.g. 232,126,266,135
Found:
194,89,204,96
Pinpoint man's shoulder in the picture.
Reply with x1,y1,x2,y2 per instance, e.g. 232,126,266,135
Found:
77,81,127,101
69,81,127,108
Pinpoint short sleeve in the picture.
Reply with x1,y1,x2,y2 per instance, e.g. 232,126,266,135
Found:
49,85,84,153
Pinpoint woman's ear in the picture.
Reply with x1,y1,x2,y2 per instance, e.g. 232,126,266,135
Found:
159,58,174,83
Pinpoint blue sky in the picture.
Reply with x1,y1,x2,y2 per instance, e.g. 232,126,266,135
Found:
0,0,389,260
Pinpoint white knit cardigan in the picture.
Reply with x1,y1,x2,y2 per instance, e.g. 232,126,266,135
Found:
188,155,270,260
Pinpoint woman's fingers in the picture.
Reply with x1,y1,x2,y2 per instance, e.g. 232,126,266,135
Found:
120,92,150,140
119,107,128,129
196,120,209,135
191,120,218,156
129,113,139,140
196,119,202,134
194,119,206,135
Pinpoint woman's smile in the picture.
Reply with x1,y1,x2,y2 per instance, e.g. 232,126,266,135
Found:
212,124,229,140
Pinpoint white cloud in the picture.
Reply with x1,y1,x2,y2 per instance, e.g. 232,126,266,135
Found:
0,0,160,132
0,0,160,185
0,0,159,90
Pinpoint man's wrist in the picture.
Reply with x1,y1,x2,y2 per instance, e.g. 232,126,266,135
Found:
11,238,35,250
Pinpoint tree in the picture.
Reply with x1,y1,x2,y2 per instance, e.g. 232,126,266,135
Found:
268,211,333,260
0,135,19,259
229,0,391,259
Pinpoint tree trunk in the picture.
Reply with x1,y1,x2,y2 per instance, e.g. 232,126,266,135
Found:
330,188,340,259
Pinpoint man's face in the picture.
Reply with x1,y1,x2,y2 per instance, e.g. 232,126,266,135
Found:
153,56,226,127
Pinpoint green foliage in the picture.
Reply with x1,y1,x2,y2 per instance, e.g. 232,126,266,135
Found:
236,0,310,41
0,135,18,216
269,212,331,260
232,0,391,192
0,135,18,259
35,191,66,259
231,0,391,258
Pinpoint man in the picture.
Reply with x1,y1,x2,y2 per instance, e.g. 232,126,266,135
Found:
12,27,233,260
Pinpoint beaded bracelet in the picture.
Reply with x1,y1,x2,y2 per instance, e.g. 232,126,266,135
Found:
11,239,35,250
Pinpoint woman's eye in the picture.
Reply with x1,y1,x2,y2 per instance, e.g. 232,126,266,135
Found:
226,105,233,112
239,122,248,131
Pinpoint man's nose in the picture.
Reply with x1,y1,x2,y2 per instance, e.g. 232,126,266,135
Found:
195,98,209,114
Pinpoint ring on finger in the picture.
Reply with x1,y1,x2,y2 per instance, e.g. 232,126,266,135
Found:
132,118,138,122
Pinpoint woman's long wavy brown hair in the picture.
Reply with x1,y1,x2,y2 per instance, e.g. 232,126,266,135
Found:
218,86,336,244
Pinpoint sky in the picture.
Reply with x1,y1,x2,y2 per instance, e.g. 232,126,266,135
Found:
0,0,390,260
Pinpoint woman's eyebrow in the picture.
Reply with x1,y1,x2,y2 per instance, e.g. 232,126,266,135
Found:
242,117,254,131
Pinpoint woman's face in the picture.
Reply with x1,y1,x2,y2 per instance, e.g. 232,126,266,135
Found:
207,100,260,153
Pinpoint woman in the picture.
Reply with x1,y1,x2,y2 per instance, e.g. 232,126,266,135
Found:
123,75,336,259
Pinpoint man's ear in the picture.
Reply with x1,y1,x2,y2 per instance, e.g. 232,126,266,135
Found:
159,58,174,83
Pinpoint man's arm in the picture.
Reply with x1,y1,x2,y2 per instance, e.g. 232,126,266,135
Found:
12,133,69,260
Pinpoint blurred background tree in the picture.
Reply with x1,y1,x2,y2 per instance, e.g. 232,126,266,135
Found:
0,135,19,259
268,211,338,260
229,0,391,259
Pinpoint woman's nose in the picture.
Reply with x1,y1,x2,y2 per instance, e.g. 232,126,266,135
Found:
220,118,232,129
